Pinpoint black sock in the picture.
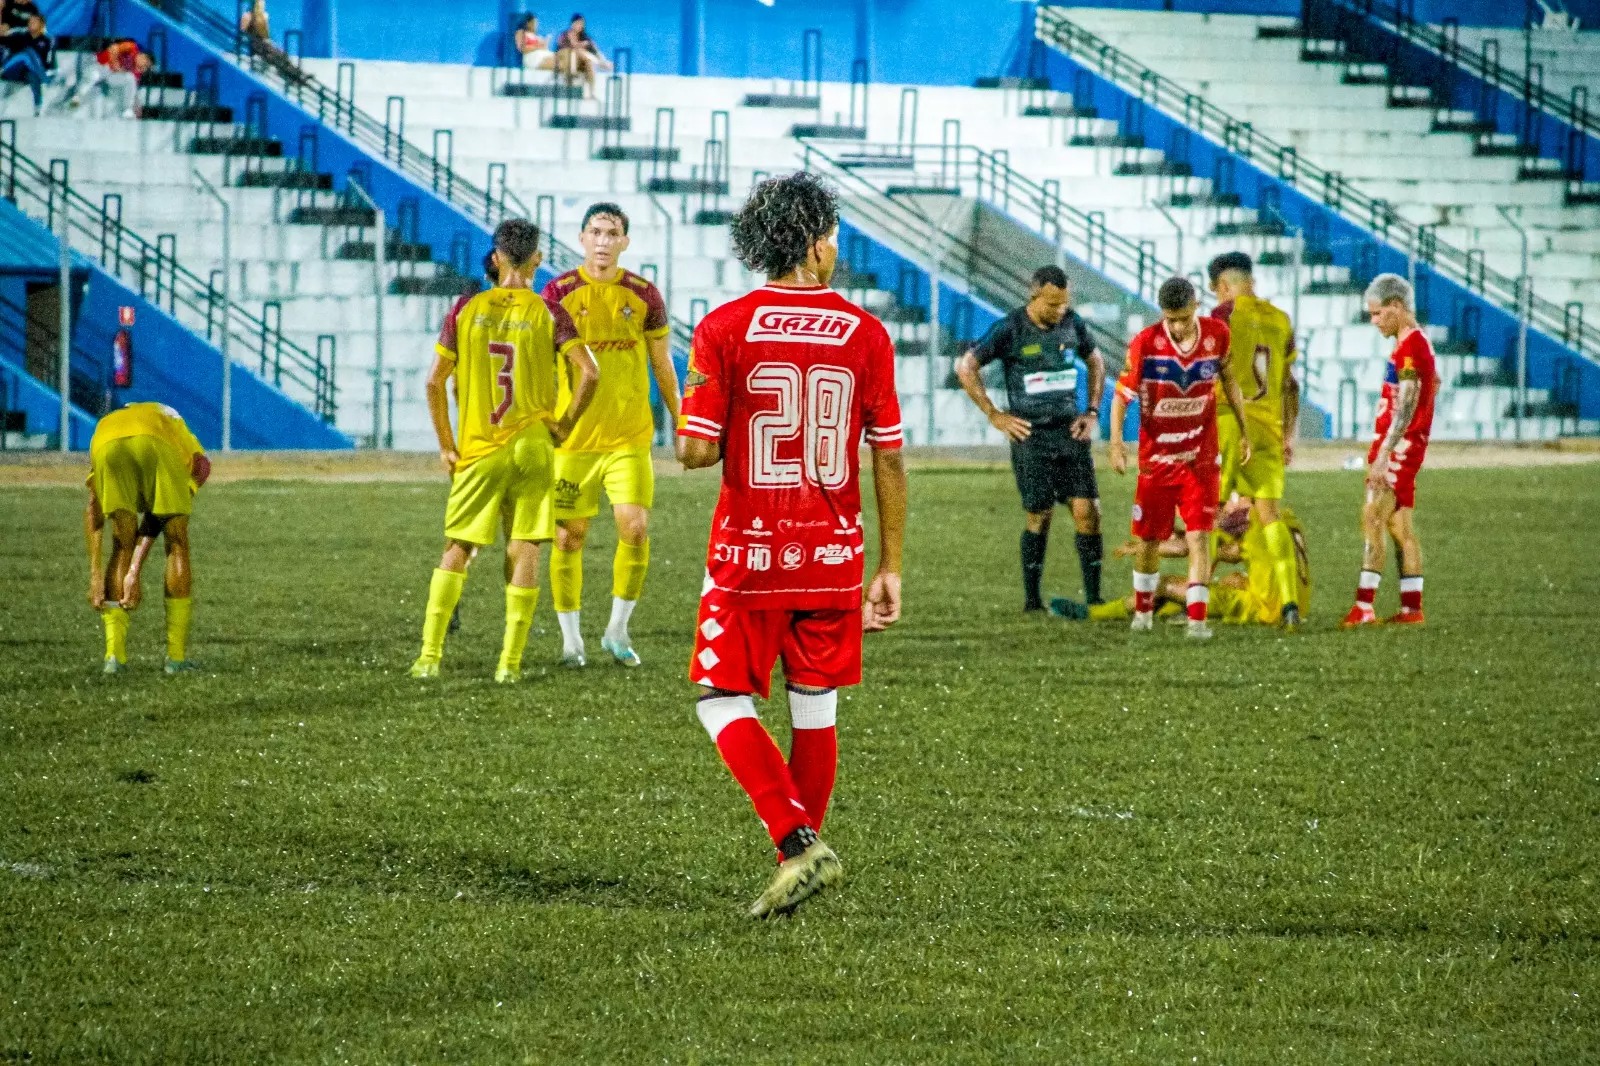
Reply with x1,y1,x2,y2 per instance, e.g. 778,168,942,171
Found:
779,825,818,860
1021,529,1049,609
1075,532,1104,604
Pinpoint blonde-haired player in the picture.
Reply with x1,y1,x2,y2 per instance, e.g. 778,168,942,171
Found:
84,402,211,674
542,202,679,667
410,218,599,681
1207,251,1302,630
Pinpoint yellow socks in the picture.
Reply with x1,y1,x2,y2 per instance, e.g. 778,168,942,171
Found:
418,568,466,664
612,538,649,601
102,606,129,662
498,585,540,675
1261,520,1298,612
1088,599,1131,622
164,597,192,662
550,547,583,614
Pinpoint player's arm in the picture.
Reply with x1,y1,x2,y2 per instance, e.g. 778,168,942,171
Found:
1368,376,1420,490
84,485,106,609
424,351,459,472
121,513,164,610
1283,330,1301,464
1216,360,1252,465
554,342,600,446
646,333,680,433
954,350,1030,442
1108,389,1130,475
864,447,907,632
1072,346,1106,442
1113,534,1187,559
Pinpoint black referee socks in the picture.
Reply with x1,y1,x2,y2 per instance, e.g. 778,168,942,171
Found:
1076,532,1104,605
1021,529,1049,611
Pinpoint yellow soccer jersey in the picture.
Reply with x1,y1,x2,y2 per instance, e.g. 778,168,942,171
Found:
1239,507,1311,621
90,402,205,464
435,286,581,468
1212,294,1296,445
543,266,670,453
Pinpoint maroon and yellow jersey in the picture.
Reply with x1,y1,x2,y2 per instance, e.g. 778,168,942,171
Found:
1372,328,1438,451
435,287,580,468
680,285,903,611
542,266,670,453
1117,317,1230,481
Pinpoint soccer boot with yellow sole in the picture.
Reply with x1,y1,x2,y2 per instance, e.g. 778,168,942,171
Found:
409,658,441,679
1130,612,1155,633
749,840,843,919
1185,620,1214,641
1340,605,1380,628
102,656,125,676
601,634,642,667
1385,609,1425,626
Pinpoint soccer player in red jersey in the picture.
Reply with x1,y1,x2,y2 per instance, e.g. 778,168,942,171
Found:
677,173,908,919
1342,273,1439,627
1108,277,1250,639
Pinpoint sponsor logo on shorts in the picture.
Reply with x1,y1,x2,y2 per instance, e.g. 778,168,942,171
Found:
780,542,805,570
1150,449,1201,464
813,544,857,566
745,306,861,346
1155,426,1204,444
1153,397,1208,417
554,477,582,505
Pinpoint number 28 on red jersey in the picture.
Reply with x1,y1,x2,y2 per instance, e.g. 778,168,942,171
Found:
679,286,903,611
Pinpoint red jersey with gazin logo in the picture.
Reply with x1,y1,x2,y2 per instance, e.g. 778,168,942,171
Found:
1116,317,1231,481
678,285,903,611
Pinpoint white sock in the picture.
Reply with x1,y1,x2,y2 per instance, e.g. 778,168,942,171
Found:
788,687,838,729
557,610,583,651
606,597,637,640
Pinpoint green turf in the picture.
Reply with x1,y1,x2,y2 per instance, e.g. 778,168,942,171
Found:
2,462,1597,1063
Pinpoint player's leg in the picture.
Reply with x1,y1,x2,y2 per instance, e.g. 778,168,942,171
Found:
1244,439,1299,627
601,448,655,665
158,515,196,672
1343,483,1396,627
415,454,503,675
496,425,557,681
1179,466,1220,639
1129,475,1176,631
100,509,138,672
1012,436,1054,612
496,538,543,681
550,450,601,666
1063,437,1104,605
1386,504,1425,624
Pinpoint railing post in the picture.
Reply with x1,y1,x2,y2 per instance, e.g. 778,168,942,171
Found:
348,177,386,448
192,169,233,451
57,200,72,451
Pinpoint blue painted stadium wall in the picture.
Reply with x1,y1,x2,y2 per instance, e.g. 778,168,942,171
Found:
35,0,1587,81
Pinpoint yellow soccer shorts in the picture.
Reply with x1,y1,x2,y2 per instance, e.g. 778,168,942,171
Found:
91,435,193,518
1218,417,1286,502
444,422,555,546
1208,582,1261,625
551,444,655,521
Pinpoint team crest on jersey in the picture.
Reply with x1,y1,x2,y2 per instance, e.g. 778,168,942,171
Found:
621,305,634,319
1203,336,1216,352
745,306,861,346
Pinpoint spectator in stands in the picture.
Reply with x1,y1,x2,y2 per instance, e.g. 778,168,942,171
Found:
0,12,53,116
514,14,554,72
65,38,150,118
553,12,609,97
1,0,41,34
238,0,306,84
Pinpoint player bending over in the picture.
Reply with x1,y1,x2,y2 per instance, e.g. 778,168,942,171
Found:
678,172,907,919
1207,251,1303,629
1109,277,1249,639
410,219,599,681
1342,273,1438,627
543,202,680,667
1054,498,1310,626
84,402,211,674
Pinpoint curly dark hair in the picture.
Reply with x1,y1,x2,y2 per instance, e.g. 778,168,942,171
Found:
493,218,542,269
1157,275,1197,313
730,172,839,280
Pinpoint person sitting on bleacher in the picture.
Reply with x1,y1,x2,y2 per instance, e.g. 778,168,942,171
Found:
553,13,609,98
65,37,149,119
514,14,554,73
1,0,42,34
0,12,54,116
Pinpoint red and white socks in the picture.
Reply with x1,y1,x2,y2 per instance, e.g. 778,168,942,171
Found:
1350,569,1381,622
786,688,838,831
1132,570,1159,623
697,695,811,848
1186,582,1209,623
1399,575,1424,615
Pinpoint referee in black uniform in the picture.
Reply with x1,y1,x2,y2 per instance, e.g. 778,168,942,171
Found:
955,266,1106,612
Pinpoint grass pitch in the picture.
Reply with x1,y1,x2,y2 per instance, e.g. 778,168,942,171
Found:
1,461,1597,1063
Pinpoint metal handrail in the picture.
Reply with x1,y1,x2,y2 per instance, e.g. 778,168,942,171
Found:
1312,0,1600,147
0,121,337,420
1035,5,1600,365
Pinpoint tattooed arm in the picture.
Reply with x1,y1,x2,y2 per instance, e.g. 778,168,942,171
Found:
1367,377,1420,490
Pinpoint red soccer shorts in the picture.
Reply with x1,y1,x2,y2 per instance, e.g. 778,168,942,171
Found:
1131,464,1219,542
689,598,863,699
1367,437,1426,509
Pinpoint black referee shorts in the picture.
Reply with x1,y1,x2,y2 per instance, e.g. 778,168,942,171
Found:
1010,421,1098,514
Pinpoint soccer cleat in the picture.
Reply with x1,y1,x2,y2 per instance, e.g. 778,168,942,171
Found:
560,648,587,668
601,636,641,667
1386,609,1425,626
1340,605,1380,628
1129,612,1154,633
1185,620,1213,641
409,658,441,679
163,659,197,676
1280,603,1302,632
1048,597,1088,621
102,656,124,676
494,667,520,684
447,603,463,635
748,840,843,919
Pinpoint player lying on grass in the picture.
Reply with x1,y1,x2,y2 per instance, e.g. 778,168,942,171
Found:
410,218,599,681
1051,498,1310,626
543,202,680,668
678,172,907,919
83,402,210,675
1342,273,1439,628
1207,251,1303,630
1109,277,1250,640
